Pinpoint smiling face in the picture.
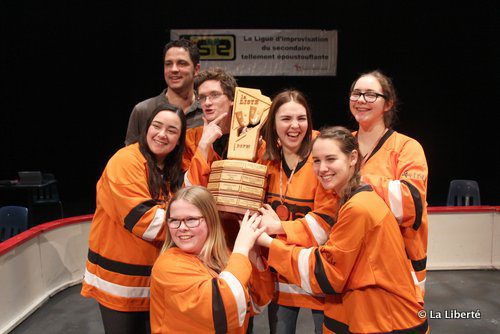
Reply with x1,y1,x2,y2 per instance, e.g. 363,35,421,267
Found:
163,46,199,92
146,110,182,163
312,137,358,194
275,101,308,155
197,79,233,123
349,74,391,129
168,198,208,255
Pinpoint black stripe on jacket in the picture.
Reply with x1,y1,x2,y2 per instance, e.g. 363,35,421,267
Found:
324,316,350,333
87,249,151,276
392,319,429,333
400,180,423,231
212,278,228,334
124,199,158,231
324,316,428,334
363,129,394,164
314,249,337,295
412,256,427,272
316,212,336,227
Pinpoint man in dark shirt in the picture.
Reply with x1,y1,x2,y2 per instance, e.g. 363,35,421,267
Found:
125,39,203,145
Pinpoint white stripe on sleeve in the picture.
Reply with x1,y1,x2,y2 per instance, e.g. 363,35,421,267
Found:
278,282,324,298
411,270,426,294
305,214,328,245
249,294,269,314
184,171,193,187
142,208,165,241
388,180,403,224
219,271,246,327
83,269,150,298
298,248,314,294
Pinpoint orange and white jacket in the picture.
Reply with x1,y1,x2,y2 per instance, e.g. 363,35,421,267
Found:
357,129,429,293
268,185,428,334
81,143,169,312
150,248,274,334
182,126,266,187
258,151,337,310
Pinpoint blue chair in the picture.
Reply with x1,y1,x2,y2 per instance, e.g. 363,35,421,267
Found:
446,180,481,206
0,205,29,242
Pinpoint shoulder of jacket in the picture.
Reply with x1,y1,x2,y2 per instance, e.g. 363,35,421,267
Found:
107,144,145,172
391,131,425,151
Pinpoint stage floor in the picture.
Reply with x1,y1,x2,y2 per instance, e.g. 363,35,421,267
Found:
9,270,500,333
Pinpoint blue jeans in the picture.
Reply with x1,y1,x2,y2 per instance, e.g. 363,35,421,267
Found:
268,301,324,334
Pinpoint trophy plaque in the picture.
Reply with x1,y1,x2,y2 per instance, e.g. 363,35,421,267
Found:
207,87,271,215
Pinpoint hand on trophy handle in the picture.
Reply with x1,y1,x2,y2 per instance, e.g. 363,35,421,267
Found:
233,210,266,257
198,112,228,160
258,204,285,235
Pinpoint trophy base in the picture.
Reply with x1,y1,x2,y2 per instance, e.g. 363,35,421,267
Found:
216,204,259,216
213,195,262,215
208,160,267,216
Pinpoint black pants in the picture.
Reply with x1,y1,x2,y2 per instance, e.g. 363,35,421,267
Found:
99,303,150,334
246,315,254,333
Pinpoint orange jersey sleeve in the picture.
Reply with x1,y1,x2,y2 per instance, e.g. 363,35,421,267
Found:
247,254,275,315
151,248,260,333
260,156,337,247
268,187,427,333
183,127,213,187
359,130,428,291
258,149,336,309
96,144,168,243
82,144,169,312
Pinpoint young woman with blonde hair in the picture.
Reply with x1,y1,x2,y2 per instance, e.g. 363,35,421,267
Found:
150,186,273,333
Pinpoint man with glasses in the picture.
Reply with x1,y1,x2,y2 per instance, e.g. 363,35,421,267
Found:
125,39,204,145
182,68,267,334
182,67,237,187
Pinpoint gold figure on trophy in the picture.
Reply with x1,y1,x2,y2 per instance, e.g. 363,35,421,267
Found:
207,87,271,215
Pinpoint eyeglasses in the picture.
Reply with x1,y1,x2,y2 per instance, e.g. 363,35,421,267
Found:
349,91,386,103
198,91,224,104
167,216,204,229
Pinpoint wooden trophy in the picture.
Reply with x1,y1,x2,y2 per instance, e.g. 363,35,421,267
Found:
207,87,271,215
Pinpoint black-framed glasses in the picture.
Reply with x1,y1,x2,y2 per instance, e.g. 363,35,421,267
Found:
349,91,386,103
198,91,224,104
167,216,204,229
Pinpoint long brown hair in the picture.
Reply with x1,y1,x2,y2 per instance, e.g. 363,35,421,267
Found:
138,103,186,200
162,186,229,273
262,89,313,162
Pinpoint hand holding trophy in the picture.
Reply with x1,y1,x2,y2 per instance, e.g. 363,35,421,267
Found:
207,87,271,215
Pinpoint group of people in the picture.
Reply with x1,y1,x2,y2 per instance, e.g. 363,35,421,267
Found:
81,38,430,334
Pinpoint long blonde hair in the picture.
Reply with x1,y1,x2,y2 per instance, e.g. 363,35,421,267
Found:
162,186,229,273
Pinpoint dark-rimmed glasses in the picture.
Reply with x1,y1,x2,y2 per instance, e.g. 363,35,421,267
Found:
167,216,205,229
349,91,386,103
198,91,224,104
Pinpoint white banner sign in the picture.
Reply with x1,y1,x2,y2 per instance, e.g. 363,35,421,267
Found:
170,29,337,76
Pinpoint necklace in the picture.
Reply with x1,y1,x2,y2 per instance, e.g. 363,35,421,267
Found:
276,156,299,220
361,128,388,165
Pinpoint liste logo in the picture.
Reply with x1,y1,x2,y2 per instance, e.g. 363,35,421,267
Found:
180,34,236,60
